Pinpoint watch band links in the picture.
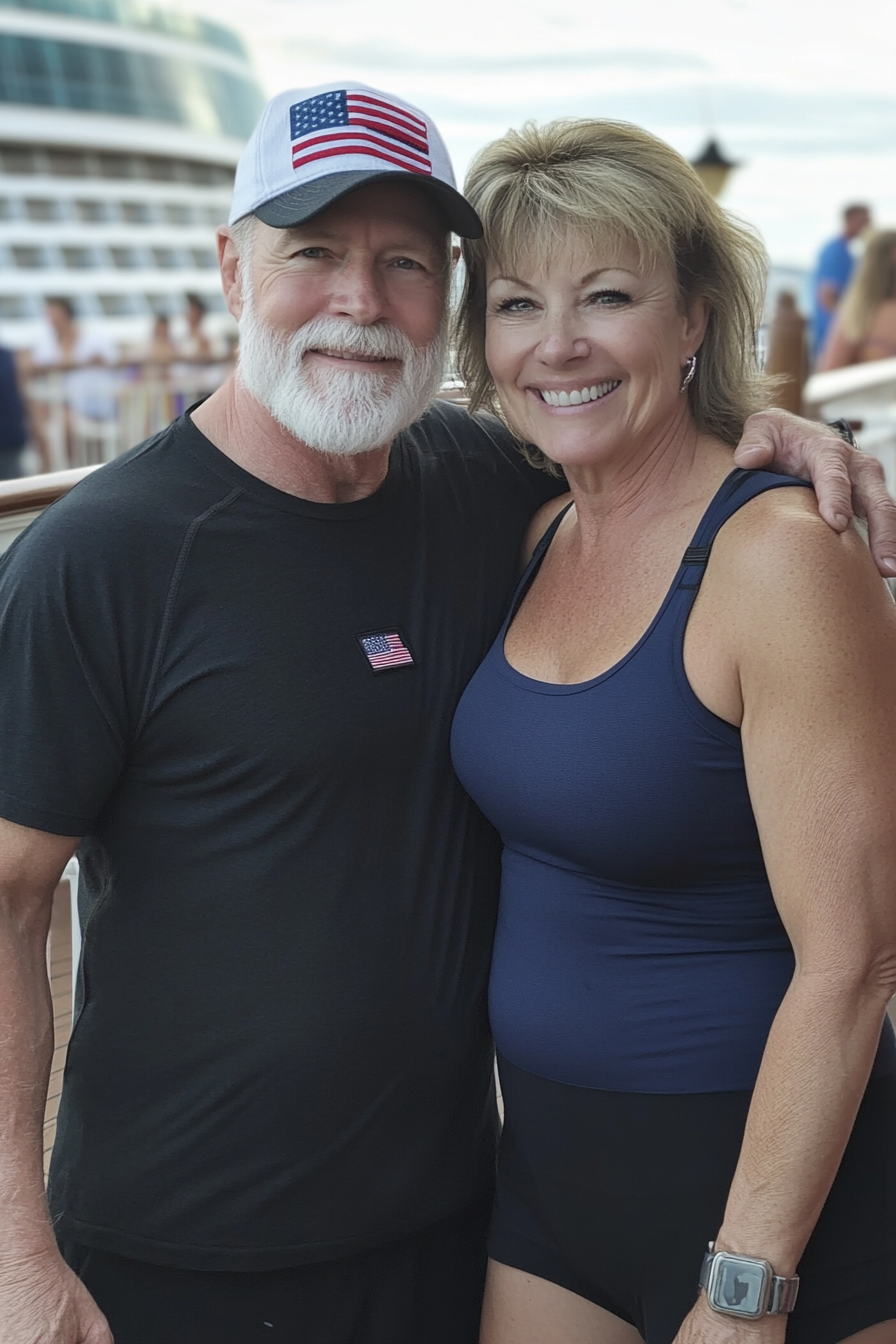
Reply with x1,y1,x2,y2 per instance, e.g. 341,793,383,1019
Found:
768,1273,800,1314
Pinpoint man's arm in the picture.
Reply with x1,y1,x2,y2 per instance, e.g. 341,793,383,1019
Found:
816,279,840,314
732,409,896,576
0,817,111,1344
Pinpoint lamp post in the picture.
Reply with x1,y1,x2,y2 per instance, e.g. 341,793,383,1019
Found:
690,138,740,198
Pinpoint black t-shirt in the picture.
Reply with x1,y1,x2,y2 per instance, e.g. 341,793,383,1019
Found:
0,402,559,1270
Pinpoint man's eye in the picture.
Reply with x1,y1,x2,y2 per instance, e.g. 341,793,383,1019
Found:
392,257,422,270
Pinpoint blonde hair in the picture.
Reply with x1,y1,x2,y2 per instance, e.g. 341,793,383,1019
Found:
838,230,896,344
455,119,777,468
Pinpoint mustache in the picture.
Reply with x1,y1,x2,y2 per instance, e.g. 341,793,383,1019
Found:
282,315,418,365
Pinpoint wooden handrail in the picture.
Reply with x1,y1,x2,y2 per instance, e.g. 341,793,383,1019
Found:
0,465,99,517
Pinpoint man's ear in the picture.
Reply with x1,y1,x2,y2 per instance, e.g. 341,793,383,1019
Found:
218,227,245,321
451,243,461,264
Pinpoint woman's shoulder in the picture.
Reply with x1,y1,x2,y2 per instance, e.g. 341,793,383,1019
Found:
521,493,573,563
711,481,890,625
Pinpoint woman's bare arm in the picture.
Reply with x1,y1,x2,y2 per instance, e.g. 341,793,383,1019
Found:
674,492,896,1342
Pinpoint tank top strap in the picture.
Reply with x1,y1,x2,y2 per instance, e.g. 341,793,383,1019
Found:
504,499,575,630
676,469,810,595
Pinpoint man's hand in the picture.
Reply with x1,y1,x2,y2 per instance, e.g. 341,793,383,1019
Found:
733,409,896,576
0,1249,112,1343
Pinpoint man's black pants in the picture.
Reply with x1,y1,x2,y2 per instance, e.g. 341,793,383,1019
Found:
60,1200,490,1344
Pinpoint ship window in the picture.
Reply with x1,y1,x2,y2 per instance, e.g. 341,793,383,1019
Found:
190,249,218,270
187,163,233,188
146,293,179,317
74,200,108,223
25,198,59,221
146,158,177,182
62,247,94,269
0,295,28,318
163,203,193,226
0,36,263,140
152,248,181,270
111,247,141,269
0,198,13,219
97,294,135,316
0,147,37,175
11,246,46,268
202,207,224,228
122,202,152,224
99,154,136,180
47,150,88,178
203,292,227,313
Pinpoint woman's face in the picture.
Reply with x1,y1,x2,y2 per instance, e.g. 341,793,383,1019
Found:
484,236,708,471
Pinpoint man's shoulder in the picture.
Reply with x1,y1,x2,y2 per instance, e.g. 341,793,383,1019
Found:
405,399,560,499
3,416,230,570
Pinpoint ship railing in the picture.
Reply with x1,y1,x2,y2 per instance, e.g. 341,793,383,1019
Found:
23,356,235,473
804,358,896,494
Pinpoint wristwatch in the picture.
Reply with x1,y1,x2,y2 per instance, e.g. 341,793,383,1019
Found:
699,1242,800,1319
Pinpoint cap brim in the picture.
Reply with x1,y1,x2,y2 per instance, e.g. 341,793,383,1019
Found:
254,169,483,239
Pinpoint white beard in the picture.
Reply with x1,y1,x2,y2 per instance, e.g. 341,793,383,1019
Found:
236,296,448,457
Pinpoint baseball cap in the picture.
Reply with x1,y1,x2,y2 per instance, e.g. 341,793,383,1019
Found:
230,81,483,239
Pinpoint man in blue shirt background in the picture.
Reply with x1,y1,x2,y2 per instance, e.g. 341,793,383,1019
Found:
812,202,871,359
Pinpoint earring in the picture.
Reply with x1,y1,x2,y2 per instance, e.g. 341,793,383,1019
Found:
679,355,697,394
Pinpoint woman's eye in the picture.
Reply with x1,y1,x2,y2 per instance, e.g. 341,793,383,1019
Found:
494,296,535,313
588,289,630,306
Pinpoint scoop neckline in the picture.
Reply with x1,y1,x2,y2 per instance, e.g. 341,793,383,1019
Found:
498,469,740,695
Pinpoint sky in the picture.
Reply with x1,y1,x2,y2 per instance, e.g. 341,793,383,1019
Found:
188,0,896,270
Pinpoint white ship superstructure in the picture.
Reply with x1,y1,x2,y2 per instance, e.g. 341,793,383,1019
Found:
0,0,266,350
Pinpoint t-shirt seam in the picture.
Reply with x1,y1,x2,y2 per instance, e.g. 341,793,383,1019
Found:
134,486,244,737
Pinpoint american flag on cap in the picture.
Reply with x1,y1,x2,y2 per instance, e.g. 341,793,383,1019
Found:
290,90,432,177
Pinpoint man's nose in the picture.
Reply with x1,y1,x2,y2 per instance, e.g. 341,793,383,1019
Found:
327,259,387,325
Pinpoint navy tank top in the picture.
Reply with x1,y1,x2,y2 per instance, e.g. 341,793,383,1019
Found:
451,469,896,1093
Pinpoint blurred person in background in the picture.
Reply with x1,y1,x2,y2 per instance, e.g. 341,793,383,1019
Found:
811,204,871,359
0,344,28,479
25,298,117,467
145,314,178,364
817,230,896,371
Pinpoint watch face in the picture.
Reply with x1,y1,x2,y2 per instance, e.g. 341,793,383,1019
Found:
710,1256,770,1318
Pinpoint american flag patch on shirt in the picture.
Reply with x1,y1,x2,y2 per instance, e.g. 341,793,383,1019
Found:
290,90,432,176
357,631,415,672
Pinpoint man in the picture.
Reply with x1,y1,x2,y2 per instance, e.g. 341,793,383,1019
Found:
0,83,893,1344
811,202,872,359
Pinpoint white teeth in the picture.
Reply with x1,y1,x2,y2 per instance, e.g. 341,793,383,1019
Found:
540,380,619,406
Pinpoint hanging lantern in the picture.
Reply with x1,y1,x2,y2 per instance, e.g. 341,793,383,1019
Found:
690,138,740,198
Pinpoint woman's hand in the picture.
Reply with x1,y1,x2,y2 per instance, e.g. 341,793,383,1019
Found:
672,1296,786,1344
732,408,896,575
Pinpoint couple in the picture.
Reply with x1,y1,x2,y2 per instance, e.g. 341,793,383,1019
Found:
0,81,894,1344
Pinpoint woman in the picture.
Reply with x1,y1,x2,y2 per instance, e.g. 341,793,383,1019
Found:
449,120,896,1344
818,229,896,370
